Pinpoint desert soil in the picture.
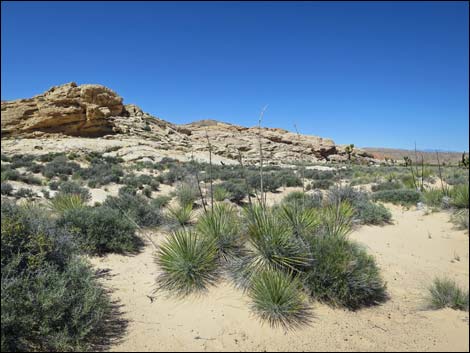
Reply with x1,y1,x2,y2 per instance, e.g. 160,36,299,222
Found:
89,204,469,352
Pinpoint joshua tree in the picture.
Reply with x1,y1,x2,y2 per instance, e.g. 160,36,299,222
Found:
403,156,411,167
345,144,355,161
460,152,469,168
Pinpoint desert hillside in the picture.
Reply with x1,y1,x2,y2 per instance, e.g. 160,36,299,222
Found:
1,82,377,165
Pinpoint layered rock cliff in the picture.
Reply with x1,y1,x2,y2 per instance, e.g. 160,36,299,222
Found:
1,82,373,164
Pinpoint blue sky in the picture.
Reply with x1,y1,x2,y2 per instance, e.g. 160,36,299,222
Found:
2,1,468,151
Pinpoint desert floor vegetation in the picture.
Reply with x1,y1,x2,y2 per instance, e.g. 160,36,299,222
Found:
1,150,469,351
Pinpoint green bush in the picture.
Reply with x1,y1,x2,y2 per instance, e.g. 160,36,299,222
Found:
282,191,323,209
249,269,311,329
156,229,219,296
371,181,403,192
1,182,13,196
372,189,421,205
427,277,469,311
1,200,115,352
219,180,247,204
423,188,445,209
327,185,368,206
104,193,163,227
213,186,231,201
151,195,172,209
310,179,334,190
451,184,469,209
57,180,91,201
9,154,36,169
451,209,469,231
305,234,387,310
122,173,160,191
58,206,139,255
355,200,392,225
78,158,124,188
42,155,81,179
175,181,199,207
15,188,34,199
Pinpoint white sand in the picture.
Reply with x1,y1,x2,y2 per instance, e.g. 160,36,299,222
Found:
89,205,469,352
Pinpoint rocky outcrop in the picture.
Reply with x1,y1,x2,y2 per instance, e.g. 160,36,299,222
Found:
1,82,124,137
1,82,374,164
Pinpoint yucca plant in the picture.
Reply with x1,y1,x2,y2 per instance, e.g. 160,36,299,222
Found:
243,204,312,277
196,203,242,260
279,203,319,239
213,186,232,202
166,203,194,227
320,201,355,238
155,229,219,296
427,277,469,311
249,269,311,329
49,193,86,213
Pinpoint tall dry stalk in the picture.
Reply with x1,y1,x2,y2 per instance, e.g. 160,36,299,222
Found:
435,150,449,196
237,149,252,206
205,129,214,211
258,105,268,207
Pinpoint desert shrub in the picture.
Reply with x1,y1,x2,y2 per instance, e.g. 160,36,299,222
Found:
1,201,113,352
1,259,112,352
156,229,219,296
48,180,60,190
142,186,153,198
1,182,13,196
320,201,355,238
305,234,387,310
427,277,469,311
276,170,303,188
451,209,469,231
248,172,282,193
15,188,34,198
451,184,469,209
423,188,445,209
1,167,20,182
9,154,36,169
78,159,124,188
26,162,44,174
118,185,137,196
354,200,392,225
400,174,417,189
19,173,42,185
37,152,65,163
371,181,403,192
197,203,242,260
151,195,172,209
57,180,91,201
1,153,10,162
166,204,194,227
104,193,162,227
372,189,421,205
122,173,160,191
310,179,334,190
219,180,247,204
58,206,139,255
175,180,199,207
282,191,323,209
327,185,368,206
303,169,336,180
214,186,231,201
249,269,311,329
50,194,86,214
42,155,81,179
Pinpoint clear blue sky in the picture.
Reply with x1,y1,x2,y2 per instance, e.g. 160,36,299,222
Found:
2,1,468,151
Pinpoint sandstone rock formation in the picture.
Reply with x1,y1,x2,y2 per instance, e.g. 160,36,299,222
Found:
1,82,375,164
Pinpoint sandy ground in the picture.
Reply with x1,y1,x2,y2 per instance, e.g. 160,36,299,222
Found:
89,205,469,352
